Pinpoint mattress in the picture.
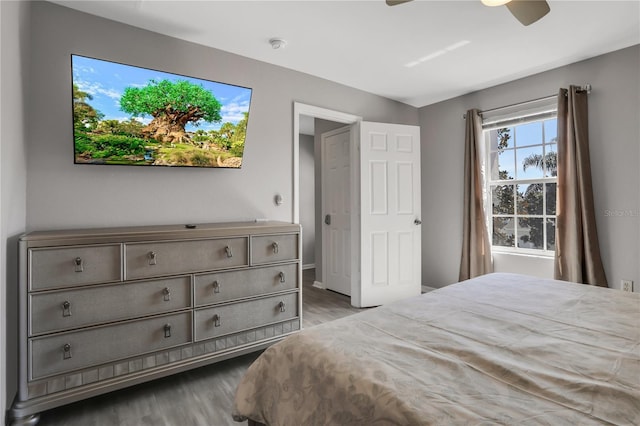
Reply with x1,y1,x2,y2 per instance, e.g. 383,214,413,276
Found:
233,273,640,425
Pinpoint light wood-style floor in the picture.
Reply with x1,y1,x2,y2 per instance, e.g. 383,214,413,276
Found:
37,269,365,426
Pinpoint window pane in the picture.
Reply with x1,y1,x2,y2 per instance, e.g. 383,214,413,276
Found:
518,217,544,249
546,218,556,251
515,121,542,147
544,119,557,143
488,128,514,152
492,185,514,214
517,183,543,215
488,151,500,180
518,145,545,179
493,217,515,247
545,144,557,177
546,183,557,215
485,116,557,253
491,149,515,180
492,127,514,151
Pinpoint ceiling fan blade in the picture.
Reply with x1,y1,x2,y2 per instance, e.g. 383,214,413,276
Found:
506,0,550,26
386,0,413,6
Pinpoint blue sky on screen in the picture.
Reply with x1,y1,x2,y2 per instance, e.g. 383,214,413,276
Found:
71,55,252,132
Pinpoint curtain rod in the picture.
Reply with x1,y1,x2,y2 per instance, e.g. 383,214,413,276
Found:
462,84,592,119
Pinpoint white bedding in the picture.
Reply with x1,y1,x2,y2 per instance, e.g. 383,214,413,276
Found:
233,273,640,425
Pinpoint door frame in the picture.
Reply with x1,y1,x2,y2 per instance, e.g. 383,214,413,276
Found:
293,103,361,223
293,103,361,290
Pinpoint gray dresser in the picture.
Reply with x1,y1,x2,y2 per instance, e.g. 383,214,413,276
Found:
10,221,302,425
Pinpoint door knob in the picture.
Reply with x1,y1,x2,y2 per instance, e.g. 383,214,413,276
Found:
414,219,422,225
324,214,331,225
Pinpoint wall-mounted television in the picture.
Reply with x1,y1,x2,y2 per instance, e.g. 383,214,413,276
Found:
71,54,252,168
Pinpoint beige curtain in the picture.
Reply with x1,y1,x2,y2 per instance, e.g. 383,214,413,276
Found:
459,109,493,281
555,86,607,287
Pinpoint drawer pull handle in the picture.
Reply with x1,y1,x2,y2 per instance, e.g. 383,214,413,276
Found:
163,287,171,302
225,246,233,258
63,343,72,359
62,301,72,317
148,251,157,266
272,242,279,254
213,314,221,327
164,324,171,338
212,280,220,294
278,272,286,283
278,301,286,313
74,257,84,273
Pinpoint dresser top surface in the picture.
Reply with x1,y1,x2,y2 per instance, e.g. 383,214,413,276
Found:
21,221,300,247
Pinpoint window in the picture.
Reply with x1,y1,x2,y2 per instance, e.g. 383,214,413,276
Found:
484,111,557,255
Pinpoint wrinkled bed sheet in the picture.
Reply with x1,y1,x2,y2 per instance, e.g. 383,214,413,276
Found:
233,273,640,425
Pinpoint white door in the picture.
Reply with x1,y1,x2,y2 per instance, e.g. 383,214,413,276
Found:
321,126,352,295
355,121,421,308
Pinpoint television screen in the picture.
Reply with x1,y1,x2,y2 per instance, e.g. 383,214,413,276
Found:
71,55,252,168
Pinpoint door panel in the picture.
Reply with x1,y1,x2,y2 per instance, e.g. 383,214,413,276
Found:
321,127,352,296
357,122,421,307
370,161,388,214
396,162,414,214
371,232,389,286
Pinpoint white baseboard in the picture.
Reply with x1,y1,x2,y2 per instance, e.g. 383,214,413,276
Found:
422,285,438,293
312,280,326,289
302,263,316,270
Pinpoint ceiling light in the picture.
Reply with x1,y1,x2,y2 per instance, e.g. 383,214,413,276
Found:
269,38,287,50
481,0,511,6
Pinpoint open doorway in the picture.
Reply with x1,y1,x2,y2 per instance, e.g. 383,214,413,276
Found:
293,103,361,289
295,104,423,308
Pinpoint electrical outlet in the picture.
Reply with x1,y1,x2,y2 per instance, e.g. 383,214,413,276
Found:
621,280,633,292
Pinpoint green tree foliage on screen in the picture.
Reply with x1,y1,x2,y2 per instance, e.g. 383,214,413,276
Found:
73,84,103,132
120,79,223,143
229,112,248,157
74,79,246,167
96,118,145,137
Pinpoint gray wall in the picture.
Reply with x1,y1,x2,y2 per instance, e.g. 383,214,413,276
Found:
1,0,30,413
419,45,640,291
299,134,315,267
25,2,418,232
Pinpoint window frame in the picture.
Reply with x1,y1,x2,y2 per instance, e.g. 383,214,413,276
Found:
483,110,558,257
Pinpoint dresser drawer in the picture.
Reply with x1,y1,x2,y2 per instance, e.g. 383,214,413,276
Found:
30,312,191,380
251,234,298,265
195,292,298,341
29,245,121,290
30,276,191,335
125,237,248,280
194,263,298,307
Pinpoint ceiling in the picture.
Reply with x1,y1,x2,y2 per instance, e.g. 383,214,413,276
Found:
51,0,639,108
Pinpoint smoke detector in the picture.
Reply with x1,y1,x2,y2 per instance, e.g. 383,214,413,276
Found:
269,38,287,50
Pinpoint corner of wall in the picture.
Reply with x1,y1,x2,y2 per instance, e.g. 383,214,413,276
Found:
1,0,31,420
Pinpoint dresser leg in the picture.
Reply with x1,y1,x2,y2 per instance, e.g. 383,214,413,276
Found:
9,413,40,426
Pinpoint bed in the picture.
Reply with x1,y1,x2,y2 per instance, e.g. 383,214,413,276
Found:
232,273,640,425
